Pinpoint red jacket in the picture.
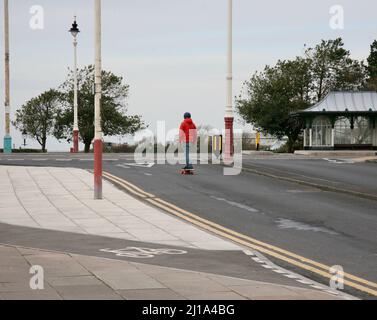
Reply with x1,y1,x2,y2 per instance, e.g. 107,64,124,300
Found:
180,118,197,143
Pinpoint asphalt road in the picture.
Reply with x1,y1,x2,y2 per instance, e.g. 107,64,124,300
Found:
242,157,377,196
1,154,376,298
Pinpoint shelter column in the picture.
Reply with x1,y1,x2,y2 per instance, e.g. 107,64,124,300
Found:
331,117,336,149
303,128,307,148
303,118,309,149
308,118,313,149
350,116,355,145
331,129,335,148
372,117,376,147
309,129,313,148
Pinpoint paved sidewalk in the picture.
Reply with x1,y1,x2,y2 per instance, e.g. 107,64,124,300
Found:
0,245,345,300
0,166,240,250
0,165,355,300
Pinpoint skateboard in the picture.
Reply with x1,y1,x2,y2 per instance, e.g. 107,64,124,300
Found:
180,169,195,175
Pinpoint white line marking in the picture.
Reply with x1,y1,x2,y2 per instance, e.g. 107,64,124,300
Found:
210,196,261,214
324,290,340,295
116,164,131,169
323,158,355,164
297,279,314,285
273,269,287,274
125,162,155,168
311,285,326,290
248,251,356,299
243,250,256,256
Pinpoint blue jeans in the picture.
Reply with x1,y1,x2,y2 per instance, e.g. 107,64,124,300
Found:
184,143,193,169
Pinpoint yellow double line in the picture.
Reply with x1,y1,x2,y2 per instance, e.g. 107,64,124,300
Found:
103,171,377,297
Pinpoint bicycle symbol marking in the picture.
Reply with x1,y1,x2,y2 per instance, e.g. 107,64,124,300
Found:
100,247,188,259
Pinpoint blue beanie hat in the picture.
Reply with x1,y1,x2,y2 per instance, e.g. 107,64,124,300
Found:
184,112,191,119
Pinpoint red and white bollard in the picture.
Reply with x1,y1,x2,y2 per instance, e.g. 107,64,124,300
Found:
224,1,234,164
94,138,102,199
224,117,234,163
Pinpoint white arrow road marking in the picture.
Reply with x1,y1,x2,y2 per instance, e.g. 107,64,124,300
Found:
323,158,355,164
276,218,339,235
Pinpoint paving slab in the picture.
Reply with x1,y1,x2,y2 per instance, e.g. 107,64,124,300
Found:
0,166,240,251
0,244,348,300
118,288,186,300
53,285,123,300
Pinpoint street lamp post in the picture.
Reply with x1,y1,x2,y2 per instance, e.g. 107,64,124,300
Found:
94,0,103,200
224,0,234,161
69,17,80,153
22,129,27,148
3,0,12,154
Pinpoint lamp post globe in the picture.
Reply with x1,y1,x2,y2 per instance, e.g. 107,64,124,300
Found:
69,19,80,38
69,17,80,153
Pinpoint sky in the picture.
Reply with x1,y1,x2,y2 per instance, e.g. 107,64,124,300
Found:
0,0,377,151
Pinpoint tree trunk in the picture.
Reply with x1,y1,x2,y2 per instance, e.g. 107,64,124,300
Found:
41,138,47,153
84,143,91,153
286,137,296,154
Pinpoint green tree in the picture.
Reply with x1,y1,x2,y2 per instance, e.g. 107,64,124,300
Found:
237,38,367,152
236,58,312,153
13,89,62,152
366,40,377,90
55,65,145,152
305,38,366,101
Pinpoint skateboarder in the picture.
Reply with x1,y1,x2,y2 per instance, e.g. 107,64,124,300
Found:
179,113,197,171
